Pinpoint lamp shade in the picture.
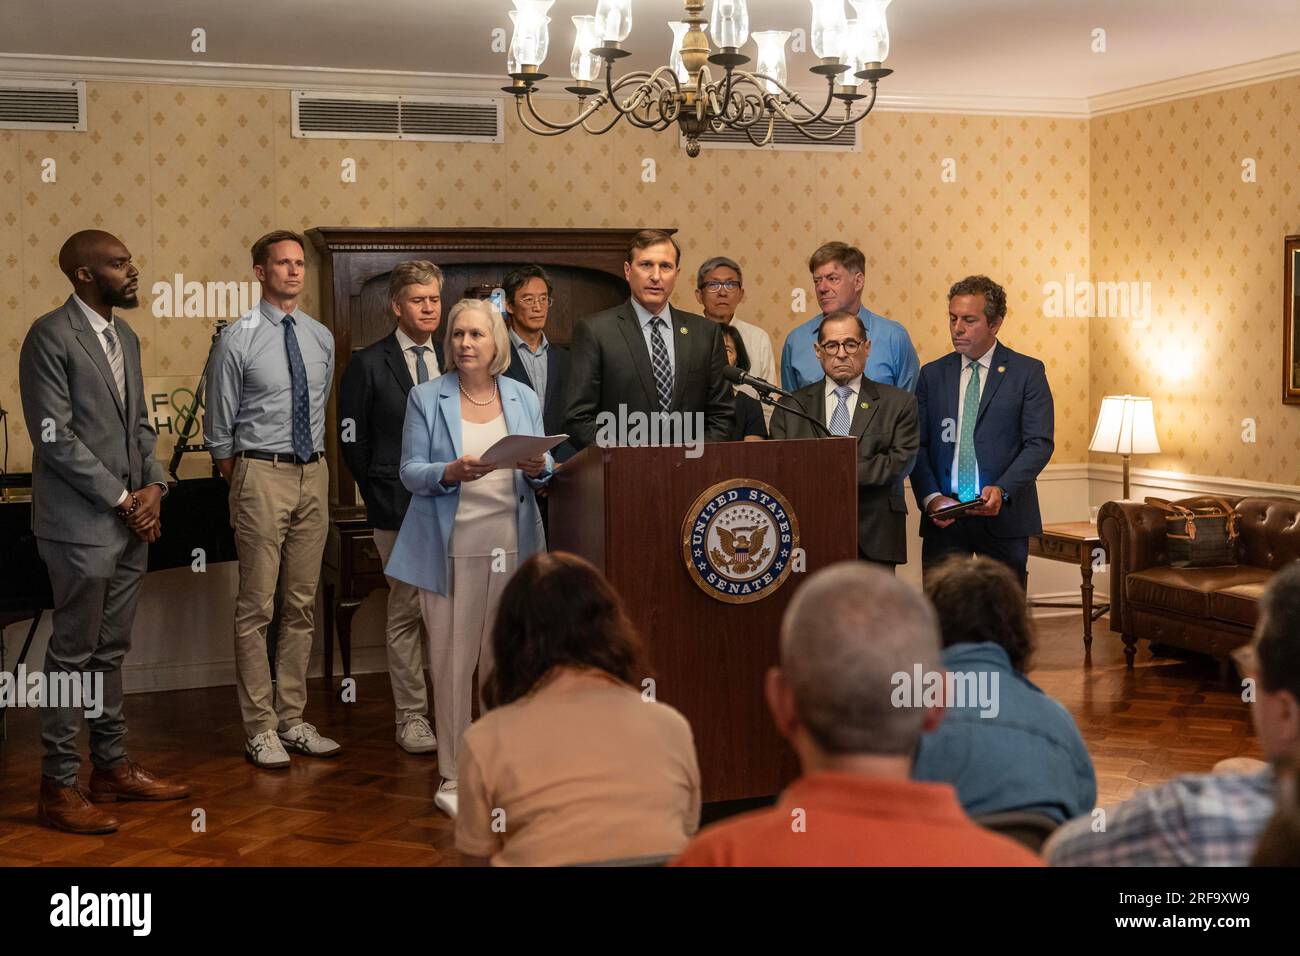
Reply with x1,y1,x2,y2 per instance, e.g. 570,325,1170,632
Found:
710,0,750,49
752,30,791,94
1089,395,1161,455
594,0,633,43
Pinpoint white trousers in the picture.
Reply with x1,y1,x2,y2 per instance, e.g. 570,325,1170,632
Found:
418,551,517,781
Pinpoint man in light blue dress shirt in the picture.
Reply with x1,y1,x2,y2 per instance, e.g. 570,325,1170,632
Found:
779,242,919,394
205,229,341,769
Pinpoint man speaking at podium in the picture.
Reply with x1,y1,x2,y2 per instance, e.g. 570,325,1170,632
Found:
564,230,733,450
770,311,918,571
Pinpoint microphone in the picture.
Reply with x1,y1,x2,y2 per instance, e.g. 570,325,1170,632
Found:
722,365,795,399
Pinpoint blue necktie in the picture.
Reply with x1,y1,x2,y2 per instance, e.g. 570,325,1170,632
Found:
411,345,430,384
283,314,313,461
829,384,853,436
649,317,673,412
957,361,981,501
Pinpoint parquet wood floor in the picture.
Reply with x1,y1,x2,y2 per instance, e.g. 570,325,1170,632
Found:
0,614,1263,866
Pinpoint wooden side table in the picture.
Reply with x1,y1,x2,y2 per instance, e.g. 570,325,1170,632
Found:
1028,521,1110,650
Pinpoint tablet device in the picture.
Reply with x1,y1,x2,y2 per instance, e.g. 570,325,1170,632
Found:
930,497,984,519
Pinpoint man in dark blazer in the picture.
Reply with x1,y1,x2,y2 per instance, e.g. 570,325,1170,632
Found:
338,260,444,755
770,311,919,569
565,229,734,449
911,275,1054,586
19,230,189,834
500,264,575,463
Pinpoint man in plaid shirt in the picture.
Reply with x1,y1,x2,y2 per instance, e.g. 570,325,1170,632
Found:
1046,562,1300,866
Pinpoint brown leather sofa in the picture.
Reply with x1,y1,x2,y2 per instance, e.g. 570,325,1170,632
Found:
1099,495,1300,668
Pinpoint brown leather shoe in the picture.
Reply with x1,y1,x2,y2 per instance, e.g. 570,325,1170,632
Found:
88,761,190,803
38,777,120,835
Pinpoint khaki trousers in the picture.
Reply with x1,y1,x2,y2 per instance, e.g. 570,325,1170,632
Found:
229,456,329,737
418,551,516,781
372,528,429,722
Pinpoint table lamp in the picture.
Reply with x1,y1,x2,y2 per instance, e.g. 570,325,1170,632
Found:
1089,395,1160,500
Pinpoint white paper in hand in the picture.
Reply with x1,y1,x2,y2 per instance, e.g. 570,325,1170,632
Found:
480,434,568,469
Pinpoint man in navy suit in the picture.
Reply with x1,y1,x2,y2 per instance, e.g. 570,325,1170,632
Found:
911,276,1054,586
338,260,445,755
500,264,575,463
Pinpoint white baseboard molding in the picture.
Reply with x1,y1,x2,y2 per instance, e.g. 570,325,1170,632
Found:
1089,462,1300,498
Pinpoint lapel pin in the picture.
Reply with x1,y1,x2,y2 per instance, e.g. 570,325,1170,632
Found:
679,326,688,334
861,401,870,409
997,365,1006,374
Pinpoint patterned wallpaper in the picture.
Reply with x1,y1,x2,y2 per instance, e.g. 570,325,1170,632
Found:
3,79,1095,474
1090,76,1300,486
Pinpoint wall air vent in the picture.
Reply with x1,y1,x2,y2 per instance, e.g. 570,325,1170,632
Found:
292,91,502,143
0,80,86,131
690,114,859,153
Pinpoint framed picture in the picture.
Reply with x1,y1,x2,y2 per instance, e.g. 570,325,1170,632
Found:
1286,234,1300,404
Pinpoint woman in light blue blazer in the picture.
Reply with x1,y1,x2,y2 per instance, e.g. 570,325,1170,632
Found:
386,297,552,816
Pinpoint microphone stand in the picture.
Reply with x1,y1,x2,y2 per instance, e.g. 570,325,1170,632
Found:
757,391,835,438
168,320,228,480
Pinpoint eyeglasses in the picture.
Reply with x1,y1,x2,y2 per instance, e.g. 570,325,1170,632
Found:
817,338,864,355
517,295,552,308
700,280,742,293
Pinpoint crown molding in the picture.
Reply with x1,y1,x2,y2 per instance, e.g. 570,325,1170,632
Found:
0,53,499,97
3,48,1299,120
1088,50,1300,116
0,52,1090,117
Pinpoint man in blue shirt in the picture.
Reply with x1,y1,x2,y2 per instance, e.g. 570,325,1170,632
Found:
206,229,341,770
779,241,919,394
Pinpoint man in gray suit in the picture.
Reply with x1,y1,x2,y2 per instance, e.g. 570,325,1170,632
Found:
769,310,919,570
19,230,189,834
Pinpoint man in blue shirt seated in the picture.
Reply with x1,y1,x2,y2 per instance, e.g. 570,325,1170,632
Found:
912,555,1096,824
1046,561,1300,866
779,241,919,394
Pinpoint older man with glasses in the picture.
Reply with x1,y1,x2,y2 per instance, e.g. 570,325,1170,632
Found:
769,310,918,571
693,256,778,425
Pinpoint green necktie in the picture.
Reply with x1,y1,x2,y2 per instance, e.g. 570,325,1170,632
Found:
957,362,981,502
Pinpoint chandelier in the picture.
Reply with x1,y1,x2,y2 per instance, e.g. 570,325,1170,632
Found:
503,0,893,157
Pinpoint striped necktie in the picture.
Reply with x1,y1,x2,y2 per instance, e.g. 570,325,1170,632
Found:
101,321,126,406
829,384,853,436
649,316,673,412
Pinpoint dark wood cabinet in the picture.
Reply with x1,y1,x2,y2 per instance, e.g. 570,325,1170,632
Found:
307,227,648,682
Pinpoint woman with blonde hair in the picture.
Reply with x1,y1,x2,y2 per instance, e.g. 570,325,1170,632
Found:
386,298,552,816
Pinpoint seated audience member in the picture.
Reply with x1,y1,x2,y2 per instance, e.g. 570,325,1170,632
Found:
1047,561,1300,866
720,323,767,442
911,556,1096,823
1252,760,1300,866
673,563,1042,866
455,552,701,866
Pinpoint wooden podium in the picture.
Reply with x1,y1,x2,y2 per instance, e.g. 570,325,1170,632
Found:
549,439,858,802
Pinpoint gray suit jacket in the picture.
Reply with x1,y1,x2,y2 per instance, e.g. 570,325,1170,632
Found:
769,375,919,564
19,296,165,545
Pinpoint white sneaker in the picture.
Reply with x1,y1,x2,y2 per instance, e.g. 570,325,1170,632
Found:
397,715,438,754
278,722,342,758
245,730,290,769
435,778,459,818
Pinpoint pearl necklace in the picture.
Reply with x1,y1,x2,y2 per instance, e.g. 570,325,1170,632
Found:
459,376,498,407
